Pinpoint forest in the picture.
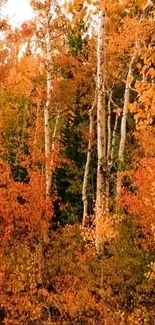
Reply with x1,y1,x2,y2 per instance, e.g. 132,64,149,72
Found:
0,0,155,324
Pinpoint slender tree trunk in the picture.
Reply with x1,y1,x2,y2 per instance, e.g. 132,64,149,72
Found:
82,96,97,227
51,112,60,152
111,113,118,164
44,15,52,196
106,91,112,210
116,52,136,207
34,103,39,147
106,92,119,212
49,112,60,186
107,91,112,167
95,7,106,250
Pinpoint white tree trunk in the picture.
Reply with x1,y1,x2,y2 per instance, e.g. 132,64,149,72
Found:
82,96,97,227
106,91,112,210
116,52,136,207
111,113,118,164
95,8,106,250
107,91,112,167
49,112,60,187
44,15,52,196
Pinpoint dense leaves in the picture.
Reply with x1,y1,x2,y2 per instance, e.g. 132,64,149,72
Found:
0,0,155,324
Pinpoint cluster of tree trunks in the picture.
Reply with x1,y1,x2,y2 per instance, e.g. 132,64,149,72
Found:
81,0,153,250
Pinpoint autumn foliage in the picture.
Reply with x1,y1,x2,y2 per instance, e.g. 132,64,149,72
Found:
0,0,155,324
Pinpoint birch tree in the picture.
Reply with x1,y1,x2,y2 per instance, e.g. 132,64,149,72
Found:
106,91,119,210
44,4,52,195
82,96,96,227
30,0,61,196
95,6,106,250
116,51,136,207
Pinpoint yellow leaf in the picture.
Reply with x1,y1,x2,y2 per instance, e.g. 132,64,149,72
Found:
136,62,142,70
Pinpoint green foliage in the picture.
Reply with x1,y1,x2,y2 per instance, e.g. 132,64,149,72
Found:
55,107,88,224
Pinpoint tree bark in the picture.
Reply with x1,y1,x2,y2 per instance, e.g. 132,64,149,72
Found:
82,96,97,227
116,52,136,207
95,7,106,251
49,111,60,187
44,13,52,196
107,91,112,168
111,113,118,164
106,91,112,210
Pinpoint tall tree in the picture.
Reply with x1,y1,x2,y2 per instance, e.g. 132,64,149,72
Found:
30,0,62,195
95,5,107,250
116,50,136,207
82,96,96,226
44,0,52,195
